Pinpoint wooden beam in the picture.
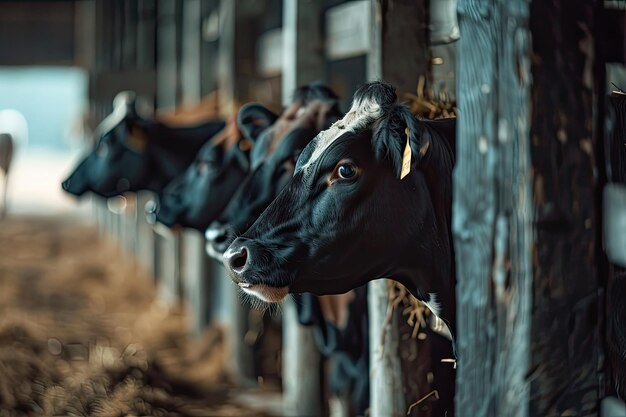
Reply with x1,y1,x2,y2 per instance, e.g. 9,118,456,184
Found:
367,1,430,416
280,1,324,415
453,1,533,416
528,1,600,415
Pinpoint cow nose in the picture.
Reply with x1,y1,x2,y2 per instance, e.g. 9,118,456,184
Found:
224,241,250,276
205,221,234,252
144,199,159,224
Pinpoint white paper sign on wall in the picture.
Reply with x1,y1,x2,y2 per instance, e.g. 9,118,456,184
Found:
257,28,283,77
325,0,371,61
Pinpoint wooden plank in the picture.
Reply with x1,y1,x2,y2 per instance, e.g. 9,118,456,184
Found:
280,1,325,415
154,224,182,307
282,300,323,417
453,1,532,417
281,0,325,104
181,0,202,103
135,191,157,277
528,1,600,415
368,280,406,417
137,0,157,71
156,0,179,109
366,1,431,416
181,229,212,336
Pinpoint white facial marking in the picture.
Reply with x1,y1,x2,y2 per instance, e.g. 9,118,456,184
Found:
424,292,442,318
95,91,135,138
299,96,383,170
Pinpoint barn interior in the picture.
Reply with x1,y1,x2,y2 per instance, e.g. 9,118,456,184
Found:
0,1,625,417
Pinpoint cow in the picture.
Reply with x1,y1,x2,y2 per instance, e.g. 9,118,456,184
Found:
205,83,342,256
61,92,225,198
222,81,456,415
151,115,256,230
201,84,373,414
155,83,341,233
0,133,13,218
223,80,456,329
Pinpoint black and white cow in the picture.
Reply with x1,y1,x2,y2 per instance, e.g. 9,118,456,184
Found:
223,81,456,331
152,115,257,230
154,84,339,231
62,92,225,198
223,81,456,415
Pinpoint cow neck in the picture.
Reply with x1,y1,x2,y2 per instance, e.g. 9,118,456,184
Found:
144,120,225,187
411,120,456,334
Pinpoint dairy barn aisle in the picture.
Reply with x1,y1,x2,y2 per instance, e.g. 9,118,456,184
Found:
0,212,278,416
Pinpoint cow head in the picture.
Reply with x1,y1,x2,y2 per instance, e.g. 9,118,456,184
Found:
153,115,262,230
205,84,342,257
223,81,456,327
62,92,224,198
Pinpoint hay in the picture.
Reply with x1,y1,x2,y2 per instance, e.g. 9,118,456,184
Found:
0,215,270,417
404,75,456,120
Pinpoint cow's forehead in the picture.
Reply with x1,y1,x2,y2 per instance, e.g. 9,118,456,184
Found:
297,96,382,172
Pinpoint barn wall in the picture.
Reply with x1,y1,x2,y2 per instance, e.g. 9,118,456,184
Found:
529,1,601,415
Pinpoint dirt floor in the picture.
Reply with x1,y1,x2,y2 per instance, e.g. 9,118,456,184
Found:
0,215,274,417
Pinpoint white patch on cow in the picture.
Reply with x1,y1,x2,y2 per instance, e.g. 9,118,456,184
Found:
299,96,383,170
240,283,288,303
95,91,135,138
424,292,442,318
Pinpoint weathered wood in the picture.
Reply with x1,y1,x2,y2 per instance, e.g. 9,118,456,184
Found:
153,224,182,306
282,299,323,417
156,0,179,109
181,229,212,336
368,280,406,417
180,0,202,104
453,1,532,417
604,92,626,400
367,1,431,416
135,191,157,277
281,0,325,104
280,1,326,415
529,1,600,415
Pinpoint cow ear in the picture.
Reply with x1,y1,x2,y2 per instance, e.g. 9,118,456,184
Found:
237,103,278,143
373,105,430,180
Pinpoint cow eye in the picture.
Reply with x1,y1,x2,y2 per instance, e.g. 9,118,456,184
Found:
338,163,357,179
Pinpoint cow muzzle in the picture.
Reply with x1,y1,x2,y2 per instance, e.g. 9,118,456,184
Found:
205,221,235,258
223,238,289,303
144,199,159,225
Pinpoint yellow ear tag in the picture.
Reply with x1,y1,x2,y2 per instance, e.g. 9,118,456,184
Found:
400,127,412,180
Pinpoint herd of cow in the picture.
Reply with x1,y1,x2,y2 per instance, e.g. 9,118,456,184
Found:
62,81,457,416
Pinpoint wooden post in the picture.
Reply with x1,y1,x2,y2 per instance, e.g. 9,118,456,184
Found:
281,299,323,417
528,1,601,415
213,0,255,383
453,1,555,417
281,0,325,103
153,224,182,306
156,0,179,109
180,0,202,104
368,280,406,417
135,191,157,277
367,1,429,416
181,229,212,336
279,1,325,415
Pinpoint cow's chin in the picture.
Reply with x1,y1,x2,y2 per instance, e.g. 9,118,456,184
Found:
239,283,289,303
